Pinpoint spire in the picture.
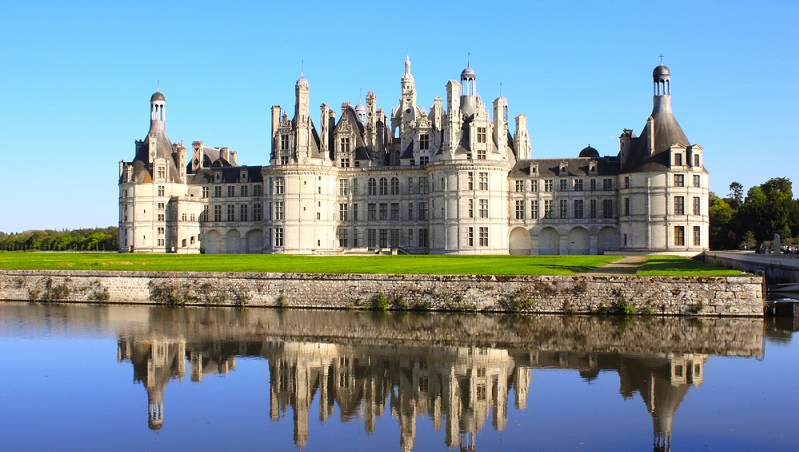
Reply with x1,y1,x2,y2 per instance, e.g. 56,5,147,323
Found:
402,55,414,84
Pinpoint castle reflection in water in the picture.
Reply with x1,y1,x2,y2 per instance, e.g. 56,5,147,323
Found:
119,334,709,451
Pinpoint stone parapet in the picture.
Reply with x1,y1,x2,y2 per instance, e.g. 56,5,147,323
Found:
0,270,763,317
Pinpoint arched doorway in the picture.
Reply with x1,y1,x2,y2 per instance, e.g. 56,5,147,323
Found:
226,229,241,254
204,230,223,254
509,227,531,255
538,227,559,255
246,229,263,254
567,227,590,254
598,227,620,254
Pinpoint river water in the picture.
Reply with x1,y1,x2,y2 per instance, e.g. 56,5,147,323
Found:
1,302,797,451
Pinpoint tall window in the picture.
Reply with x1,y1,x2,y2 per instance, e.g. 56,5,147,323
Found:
693,197,701,215
240,204,248,221
227,205,235,222
228,186,235,197
379,229,388,248
339,179,349,196
340,137,351,154
419,229,428,247
674,153,683,166
590,199,597,219
531,200,539,219
477,127,486,144
624,197,630,216
214,186,222,198
693,226,701,246
468,199,474,218
531,180,538,192
674,196,685,215
479,199,489,218
253,185,263,196
694,154,700,167
339,203,348,221
202,187,209,198
590,179,596,192
390,229,399,248
275,201,284,220
379,203,388,221
479,172,488,190
390,177,400,195
274,228,283,247
368,178,377,195
559,200,568,219
693,175,701,187
602,199,613,218
560,179,568,191
479,227,488,246
419,202,429,220
419,133,429,150
407,177,414,194
352,203,359,221
544,180,553,192
390,203,399,221
477,149,486,160
674,174,685,187
275,178,284,194
407,202,413,221
240,185,248,197
515,200,525,220
379,178,388,195
419,177,429,194
253,203,262,221
468,172,474,190
158,186,165,197
544,200,553,219
603,179,612,191
468,227,474,246
280,135,289,150
338,229,348,247
368,203,376,221
515,180,525,192
213,205,222,222
574,200,584,219
674,226,685,246
573,179,584,191
367,229,377,248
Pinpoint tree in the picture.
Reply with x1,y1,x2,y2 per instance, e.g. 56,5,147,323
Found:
728,181,744,208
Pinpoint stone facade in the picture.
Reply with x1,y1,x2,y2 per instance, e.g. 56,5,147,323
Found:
0,270,763,316
118,60,709,255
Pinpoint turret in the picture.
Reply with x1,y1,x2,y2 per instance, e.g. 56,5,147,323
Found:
493,96,508,152
514,114,531,160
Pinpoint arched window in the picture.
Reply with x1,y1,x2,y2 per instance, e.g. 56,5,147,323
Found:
390,177,399,195
379,177,388,195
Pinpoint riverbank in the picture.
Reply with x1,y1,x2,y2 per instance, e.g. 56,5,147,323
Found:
0,269,763,316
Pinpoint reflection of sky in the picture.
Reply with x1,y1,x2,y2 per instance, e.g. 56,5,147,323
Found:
1,313,797,450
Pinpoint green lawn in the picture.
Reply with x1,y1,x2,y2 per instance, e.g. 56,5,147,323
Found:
636,255,744,276
0,252,623,275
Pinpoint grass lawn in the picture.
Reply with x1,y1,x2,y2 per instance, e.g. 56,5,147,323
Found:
636,255,744,276
0,252,624,276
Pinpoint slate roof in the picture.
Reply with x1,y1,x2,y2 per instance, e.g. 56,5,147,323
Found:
510,157,621,178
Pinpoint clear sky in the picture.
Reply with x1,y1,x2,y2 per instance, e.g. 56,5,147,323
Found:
1,0,796,233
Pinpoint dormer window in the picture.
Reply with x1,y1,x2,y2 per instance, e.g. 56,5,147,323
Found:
240,171,248,182
215,172,221,182
559,162,568,175
674,153,683,166
419,134,429,150
589,161,597,174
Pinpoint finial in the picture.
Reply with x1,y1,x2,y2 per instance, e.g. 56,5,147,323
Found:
499,82,503,96
658,53,664,65
157,80,160,92
359,88,362,103
467,52,471,67
301,59,304,76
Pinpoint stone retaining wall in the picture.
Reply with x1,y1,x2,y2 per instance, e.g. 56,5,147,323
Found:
0,270,764,316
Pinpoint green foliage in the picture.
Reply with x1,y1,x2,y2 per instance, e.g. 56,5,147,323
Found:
637,256,743,276
614,294,637,315
277,293,288,308
89,287,110,302
690,299,705,314
0,227,118,251
371,292,389,311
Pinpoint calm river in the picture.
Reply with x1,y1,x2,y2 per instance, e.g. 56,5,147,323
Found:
1,302,797,451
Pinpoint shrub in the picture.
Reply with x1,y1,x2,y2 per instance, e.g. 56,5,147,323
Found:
371,292,389,311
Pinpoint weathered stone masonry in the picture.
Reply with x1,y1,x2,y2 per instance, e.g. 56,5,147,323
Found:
0,270,763,316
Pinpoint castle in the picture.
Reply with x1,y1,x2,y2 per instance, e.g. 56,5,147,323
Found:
118,58,708,254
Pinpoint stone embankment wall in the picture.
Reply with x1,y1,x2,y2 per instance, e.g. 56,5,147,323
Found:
0,270,763,316
704,251,799,283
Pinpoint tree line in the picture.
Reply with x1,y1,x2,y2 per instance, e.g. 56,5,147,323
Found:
710,177,799,250
0,227,118,251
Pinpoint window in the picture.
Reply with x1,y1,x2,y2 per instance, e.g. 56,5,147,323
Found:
544,179,553,192
213,205,222,222
419,177,428,194
468,227,474,246
157,227,165,235
477,149,486,160
407,177,414,194
590,199,597,219
339,179,349,196
380,229,388,247
531,200,539,219
694,154,700,167
419,156,429,166
275,201,284,220
468,199,474,218
693,226,701,246
340,137,351,154
408,229,413,245
390,229,399,248
674,196,685,215
367,229,377,248
228,186,235,197
240,185,248,197
590,179,596,192
674,153,683,166
693,175,701,187
158,186,165,197
560,179,568,191
603,179,612,191
479,172,488,190
407,202,413,221
419,228,429,248
624,197,630,216
202,206,209,222
368,203,376,221
419,133,429,150
468,172,474,190
559,200,568,219
419,202,429,220
352,203,359,221
240,204,248,221
479,199,489,218
351,179,359,195
477,127,486,144
157,166,165,180
386,177,398,195
157,202,165,210
275,178,284,194
544,200,553,219
603,199,613,218
624,176,630,189
379,203,388,221
515,180,525,192
391,203,399,221
515,200,525,220
280,155,289,165
202,187,209,198
368,178,376,195
573,179,584,191
254,185,263,196
214,186,222,198
379,177,388,195
574,200,584,219
157,214,165,222
674,174,684,187
339,203,348,221
280,134,289,150
338,229,348,247
227,205,235,221
531,179,538,192
253,203,262,221
274,228,283,247
479,227,488,246
674,226,685,246
693,197,701,215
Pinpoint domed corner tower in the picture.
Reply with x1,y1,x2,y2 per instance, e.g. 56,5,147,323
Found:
617,65,708,252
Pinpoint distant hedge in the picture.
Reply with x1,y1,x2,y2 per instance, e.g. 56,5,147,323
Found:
0,227,118,251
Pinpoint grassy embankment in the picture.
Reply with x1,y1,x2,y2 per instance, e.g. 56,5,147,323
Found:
0,252,743,276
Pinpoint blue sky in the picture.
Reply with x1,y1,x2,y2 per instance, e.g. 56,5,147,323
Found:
1,0,796,232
